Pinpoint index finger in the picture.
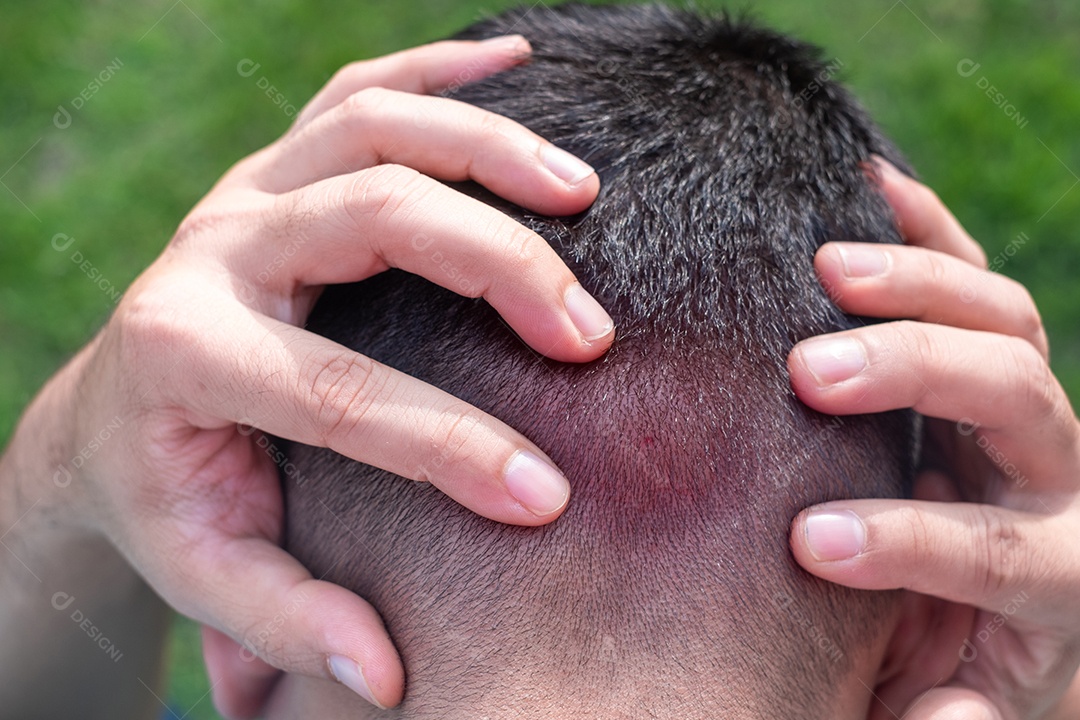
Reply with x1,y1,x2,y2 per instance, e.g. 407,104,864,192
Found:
160,293,572,526
870,157,989,268
296,37,532,127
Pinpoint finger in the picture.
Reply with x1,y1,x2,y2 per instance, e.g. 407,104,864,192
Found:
164,295,573,525
789,498,1078,621
202,626,281,720
255,88,598,216
815,242,1048,358
296,37,532,126
871,687,1002,720
163,533,404,710
869,157,989,268
246,166,613,362
789,322,1080,492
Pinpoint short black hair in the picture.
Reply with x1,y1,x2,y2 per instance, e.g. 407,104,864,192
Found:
284,4,919,717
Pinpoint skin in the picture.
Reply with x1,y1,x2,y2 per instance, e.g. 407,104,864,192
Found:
0,40,1076,720
244,161,1080,720
788,159,1080,720
260,626,892,720
0,37,612,719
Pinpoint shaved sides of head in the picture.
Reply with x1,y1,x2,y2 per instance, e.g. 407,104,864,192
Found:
283,4,919,718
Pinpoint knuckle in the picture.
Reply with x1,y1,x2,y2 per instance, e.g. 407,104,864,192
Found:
474,108,513,144
1009,280,1046,344
111,277,195,374
339,86,392,123
971,505,1025,602
419,39,457,57
891,320,940,374
417,404,490,481
171,195,269,253
173,207,228,249
236,585,316,668
331,59,376,92
922,251,951,289
1001,336,1055,420
236,619,284,666
346,164,430,237
893,505,934,574
302,352,386,447
503,224,553,274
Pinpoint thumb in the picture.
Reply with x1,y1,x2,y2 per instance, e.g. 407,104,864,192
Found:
788,498,1059,615
201,625,281,720
163,532,403,710
873,687,1002,720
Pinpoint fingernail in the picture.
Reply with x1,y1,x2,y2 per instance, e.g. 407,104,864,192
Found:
482,34,530,56
328,654,384,709
564,283,613,342
836,244,890,278
804,510,866,562
504,450,570,516
864,156,899,187
799,337,867,386
873,155,900,178
542,144,595,187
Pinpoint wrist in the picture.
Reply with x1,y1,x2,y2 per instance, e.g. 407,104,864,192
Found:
0,336,150,603
1,338,102,540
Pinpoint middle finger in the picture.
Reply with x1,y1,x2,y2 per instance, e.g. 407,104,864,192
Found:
232,166,614,363
789,322,1079,494
251,88,598,217
816,242,1049,358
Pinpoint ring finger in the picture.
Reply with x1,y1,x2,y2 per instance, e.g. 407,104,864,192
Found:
816,242,1048,358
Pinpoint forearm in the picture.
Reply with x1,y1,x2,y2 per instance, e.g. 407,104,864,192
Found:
0,348,170,720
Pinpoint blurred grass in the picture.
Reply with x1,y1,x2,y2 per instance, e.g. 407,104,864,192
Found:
2,0,1078,717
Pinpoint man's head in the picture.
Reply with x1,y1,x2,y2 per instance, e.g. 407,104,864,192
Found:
280,4,919,717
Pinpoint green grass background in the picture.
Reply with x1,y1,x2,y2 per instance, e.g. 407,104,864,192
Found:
2,0,1078,717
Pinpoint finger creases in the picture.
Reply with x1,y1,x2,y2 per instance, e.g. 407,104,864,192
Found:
176,303,570,525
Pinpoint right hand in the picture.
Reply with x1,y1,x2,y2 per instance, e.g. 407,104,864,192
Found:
788,160,1080,719
46,36,611,716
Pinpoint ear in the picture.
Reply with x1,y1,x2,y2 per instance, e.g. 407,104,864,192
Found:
867,591,976,717
860,470,976,719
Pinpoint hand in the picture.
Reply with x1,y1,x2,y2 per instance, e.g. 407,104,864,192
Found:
787,159,1080,719
44,37,612,716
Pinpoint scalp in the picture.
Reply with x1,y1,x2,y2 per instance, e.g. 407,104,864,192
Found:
283,4,919,717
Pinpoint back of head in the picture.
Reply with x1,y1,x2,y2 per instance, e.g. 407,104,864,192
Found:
283,4,919,718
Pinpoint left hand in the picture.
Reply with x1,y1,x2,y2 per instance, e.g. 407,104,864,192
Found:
787,159,1080,720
